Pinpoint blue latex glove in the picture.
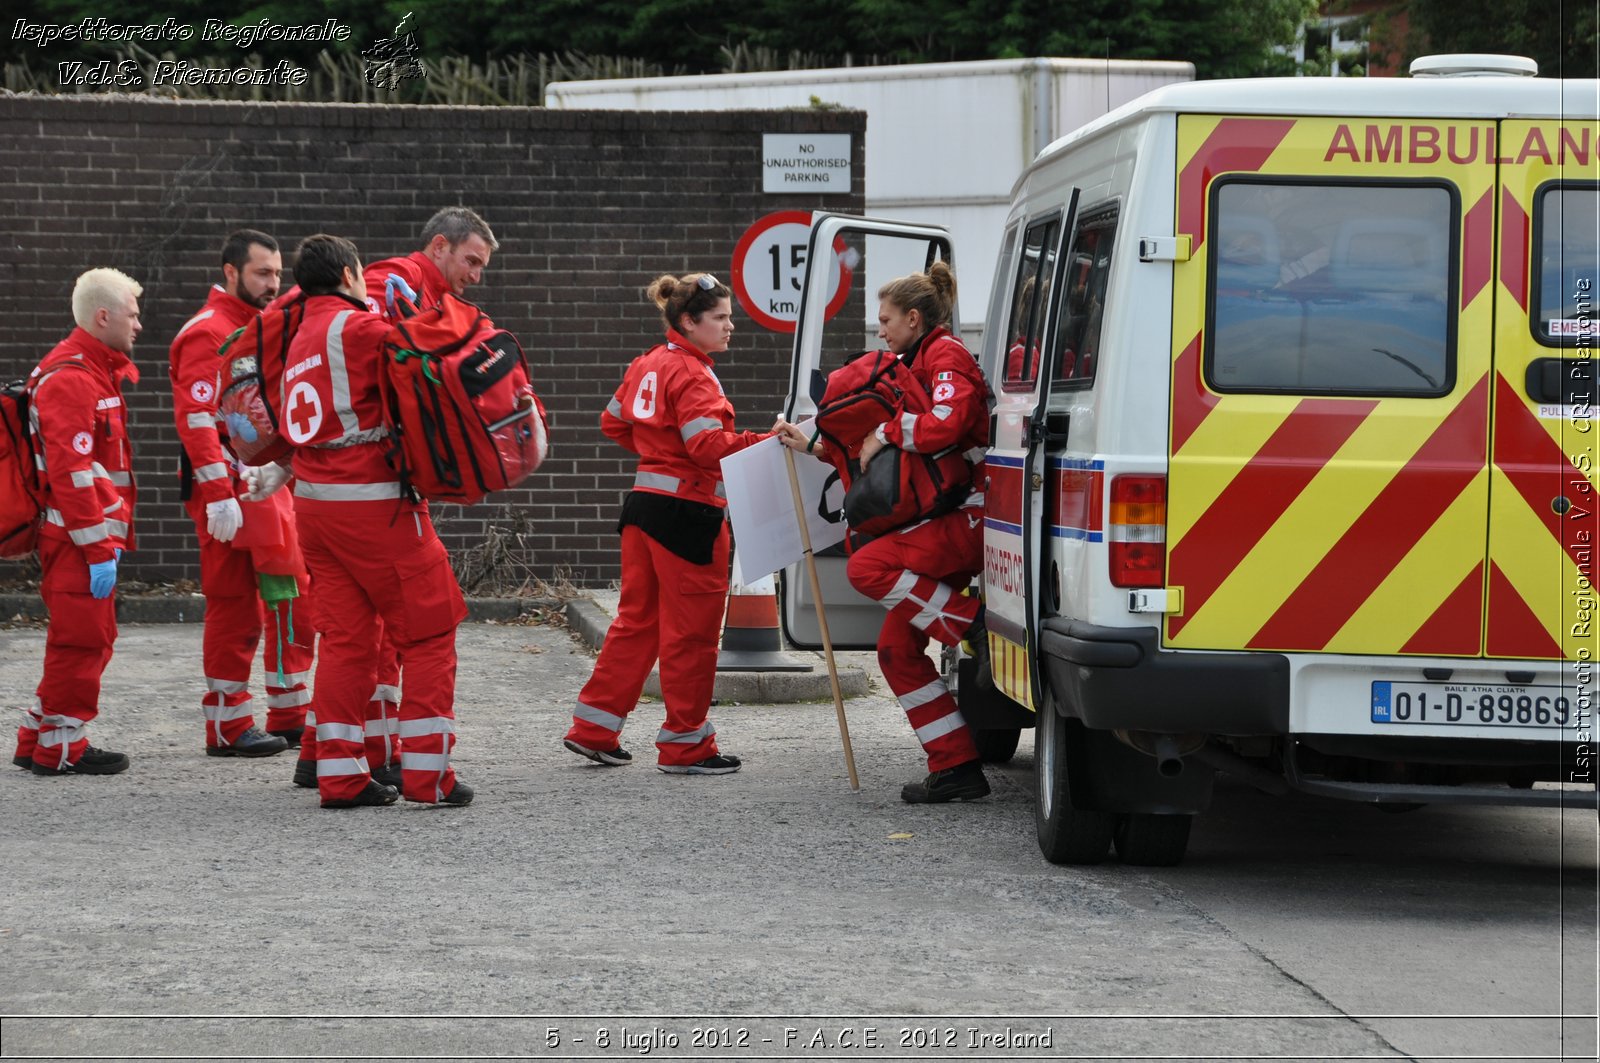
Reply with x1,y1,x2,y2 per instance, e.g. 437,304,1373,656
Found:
385,273,418,318
223,411,258,443
88,556,118,599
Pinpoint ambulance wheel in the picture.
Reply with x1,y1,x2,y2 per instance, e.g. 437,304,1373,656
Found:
972,727,1021,764
1035,698,1112,865
1112,812,1192,867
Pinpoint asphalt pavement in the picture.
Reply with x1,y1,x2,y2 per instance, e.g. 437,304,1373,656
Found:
0,611,1595,1062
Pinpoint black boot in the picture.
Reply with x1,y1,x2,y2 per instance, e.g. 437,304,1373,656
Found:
321,780,399,809
901,758,990,803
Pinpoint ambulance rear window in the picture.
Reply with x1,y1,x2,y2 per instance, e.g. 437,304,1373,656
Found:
1207,179,1456,397
1533,183,1599,347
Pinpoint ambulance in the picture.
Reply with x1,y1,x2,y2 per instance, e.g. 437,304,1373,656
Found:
778,55,1599,866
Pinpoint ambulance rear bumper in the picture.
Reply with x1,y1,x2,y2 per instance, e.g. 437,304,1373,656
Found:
1039,619,1289,735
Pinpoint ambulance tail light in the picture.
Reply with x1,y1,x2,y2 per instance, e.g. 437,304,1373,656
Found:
1109,475,1166,588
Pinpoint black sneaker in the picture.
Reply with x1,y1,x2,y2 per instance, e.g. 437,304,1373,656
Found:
901,759,990,803
964,607,994,693
12,753,32,769
658,753,742,775
564,738,632,766
321,780,399,809
32,745,130,776
267,728,302,749
440,780,474,806
372,760,403,788
206,727,289,759
292,758,317,789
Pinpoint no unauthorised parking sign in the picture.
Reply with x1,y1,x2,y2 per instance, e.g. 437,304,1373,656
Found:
730,210,851,333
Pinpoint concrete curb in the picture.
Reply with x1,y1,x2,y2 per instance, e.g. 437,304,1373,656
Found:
563,597,871,704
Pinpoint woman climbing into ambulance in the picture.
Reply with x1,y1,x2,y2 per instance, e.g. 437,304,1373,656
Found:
563,272,769,775
775,261,995,803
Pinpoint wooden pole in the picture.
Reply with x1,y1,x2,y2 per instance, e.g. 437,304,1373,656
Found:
784,446,859,791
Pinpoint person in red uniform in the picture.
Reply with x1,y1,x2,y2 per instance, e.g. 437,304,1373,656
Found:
266,207,498,790
252,234,472,809
775,262,994,803
11,269,143,776
169,229,311,760
564,272,768,775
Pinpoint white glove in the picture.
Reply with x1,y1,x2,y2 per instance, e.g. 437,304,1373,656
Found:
241,463,291,502
205,497,244,543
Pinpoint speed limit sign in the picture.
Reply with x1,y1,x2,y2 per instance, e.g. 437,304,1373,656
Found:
730,210,851,333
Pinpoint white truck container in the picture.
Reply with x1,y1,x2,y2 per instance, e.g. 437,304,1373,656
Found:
544,58,1194,342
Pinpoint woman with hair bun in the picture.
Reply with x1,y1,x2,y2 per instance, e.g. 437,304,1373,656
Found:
776,260,995,803
563,272,769,776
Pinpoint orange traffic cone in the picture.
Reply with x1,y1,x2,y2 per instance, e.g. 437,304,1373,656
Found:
717,571,813,673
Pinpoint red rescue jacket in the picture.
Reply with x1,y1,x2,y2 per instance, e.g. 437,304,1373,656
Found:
601,329,767,509
364,252,451,321
169,286,258,510
877,327,990,507
273,294,412,509
30,329,138,563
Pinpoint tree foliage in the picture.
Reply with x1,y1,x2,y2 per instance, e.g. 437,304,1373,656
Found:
1404,0,1598,79
8,0,1323,80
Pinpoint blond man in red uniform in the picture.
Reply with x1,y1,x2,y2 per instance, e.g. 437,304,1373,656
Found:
170,228,312,759
254,234,471,809
564,273,768,774
11,269,143,776
777,262,994,803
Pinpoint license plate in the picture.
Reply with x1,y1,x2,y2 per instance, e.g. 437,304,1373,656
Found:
1371,681,1584,729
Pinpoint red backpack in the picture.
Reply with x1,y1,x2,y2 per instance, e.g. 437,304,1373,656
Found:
216,298,305,467
380,293,548,505
811,349,973,543
0,379,42,558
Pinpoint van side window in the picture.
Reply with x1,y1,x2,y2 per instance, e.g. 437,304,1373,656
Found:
1052,206,1118,390
1532,182,1599,347
1206,179,1456,397
1000,217,1060,392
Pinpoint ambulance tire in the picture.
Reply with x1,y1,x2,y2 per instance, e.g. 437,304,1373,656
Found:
972,727,1021,764
1112,812,1192,867
1035,697,1113,865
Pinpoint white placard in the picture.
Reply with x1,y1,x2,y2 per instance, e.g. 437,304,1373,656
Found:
762,133,852,194
721,421,847,579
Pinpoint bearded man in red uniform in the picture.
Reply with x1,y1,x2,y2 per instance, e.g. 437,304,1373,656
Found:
170,228,312,759
12,269,143,776
252,234,471,809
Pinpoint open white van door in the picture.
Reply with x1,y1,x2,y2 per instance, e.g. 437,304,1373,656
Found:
778,213,955,650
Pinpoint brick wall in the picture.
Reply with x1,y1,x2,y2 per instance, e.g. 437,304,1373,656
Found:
0,95,864,587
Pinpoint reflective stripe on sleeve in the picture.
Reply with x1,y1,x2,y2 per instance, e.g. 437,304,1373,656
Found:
605,397,624,418
899,412,918,449
107,471,132,486
69,469,97,488
293,480,403,501
193,462,230,483
930,405,953,420
679,416,721,442
186,412,216,429
67,522,110,545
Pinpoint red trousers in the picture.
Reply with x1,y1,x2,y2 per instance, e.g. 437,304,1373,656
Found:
846,508,984,772
197,534,314,747
298,630,402,771
297,503,466,803
14,535,118,770
566,523,728,766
